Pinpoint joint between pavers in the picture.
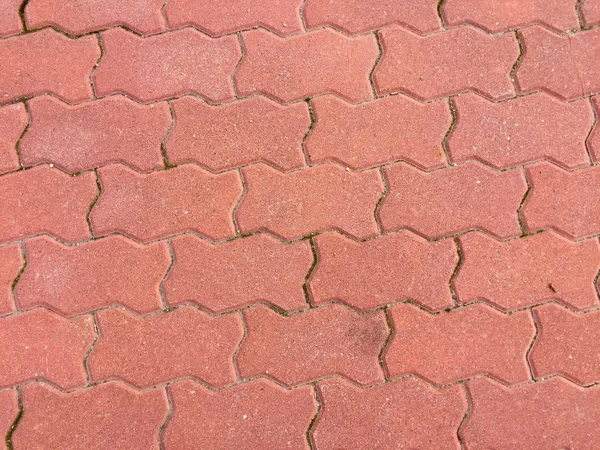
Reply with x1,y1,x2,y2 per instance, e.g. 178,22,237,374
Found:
158,239,175,311
373,166,388,235
157,384,173,450
9,242,27,312
13,100,30,171
231,32,245,100
301,98,316,167
86,168,102,239
584,96,598,166
5,387,23,450
436,0,447,29
456,382,471,450
89,33,104,99
231,310,248,383
378,307,394,381
525,309,540,382
306,382,321,450
231,168,247,237
17,0,29,33
82,311,100,386
302,237,319,308
516,166,532,237
441,96,457,166
449,236,463,306
369,30,384,99
510,30,525,95
160,100,177,169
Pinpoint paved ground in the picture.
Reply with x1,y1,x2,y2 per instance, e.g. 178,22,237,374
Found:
1,0,600,448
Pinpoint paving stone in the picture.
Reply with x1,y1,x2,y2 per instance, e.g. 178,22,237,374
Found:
0,103,27,174
166,96,309,171
308,231,457,311
90,164,242,242
237,163,382,240
379,162,526,239
0,244,21,315
0,309,94,389
0,388,18,450
581,0,600,26
163,233,312,313
588,96,600,162
93,28,241,103
312,377,466,449
443,0,579,32
522,162,600,238
165,0,303,36
237,304,388,386
25,0,166,35
303,0,441,34
306,94,451,170
89,307,242,388
13,382,168,450
462,377,600,449
373,26,518,100
516,26,600,100
0,28,99,104
16,236,170,316
21,96,170,173
455,231,600,311
0,0,21,36
448,93,594,169
164,379,316,449
235,28,378,103
385,304,535,385
0,166,97,243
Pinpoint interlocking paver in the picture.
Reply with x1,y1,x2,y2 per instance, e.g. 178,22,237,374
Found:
455,231,600,311
385,304,535,385
13,382,168,450
308,231,457,311
234,28,379,103
0,244,21,315
0,103,27,174
90,164,242,242
522,162,600,238
166,96,309,171
88,307,242,388
16,236,170,316
0,0,21,36
303,0,441,34
164,379,316,450
588,96,600,162
93,28,241,103
448,93,594,169
443,0,579,32
237,163,383,240
379,162,527,239
0,166,97,243
164,0,303,36
516,26,600,100
237,304,388,386
0,29,99,104
0,388,18,450
25,0,166,35
163,233,312,313
312,377,466,449
530,304,600,385
0,309,94,389
306,94,451,170
581,0,600,26
462,377,600,449
21,96,170,173
373,27,518,100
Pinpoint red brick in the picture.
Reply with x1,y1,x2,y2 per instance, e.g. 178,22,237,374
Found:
303,0,441,34
235,28,378,103
379,162,526,239
163,234,312,313
462,377,600,449
20,96,170,173
385,304,535,385
455,231,600,311
522,162,600,238
88,307,242,388
0,29,99,104
0,309,94,389
448,93,594,169
0,103,27,174
516,26,600,100
373,27,518,100
0,389,18,450
306,94,451,170
237,304,387,386
25,0,165,35
165,0,303,36
164,379,316,450
13,382,168,450
0,0,21,36
530,304,600,385
581,0,600,26
166,96,309,171
90,164,242,242
312,377,466,449
0,166,97,243
16,236,170,316
0,244,21,315
309,231,457,311
443,0,579,32
237,163,383,240
93,28,241,103
588,96,600,162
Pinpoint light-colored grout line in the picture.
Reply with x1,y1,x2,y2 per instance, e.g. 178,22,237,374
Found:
82,311,100,386
584,96,598,165
441,96,457,166
13,101,30,170
299,0,308,32
158,239,175,310
160,100,176,169
157,385,173,450
525,309,540,381
89,33,104,99
231,168,246,236
231,310,247,382
231,32,245,99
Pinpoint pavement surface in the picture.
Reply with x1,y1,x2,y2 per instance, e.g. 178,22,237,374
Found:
1,0,600,448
